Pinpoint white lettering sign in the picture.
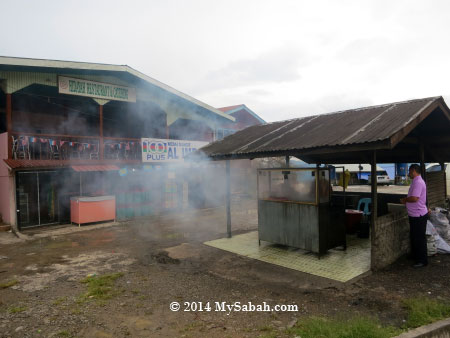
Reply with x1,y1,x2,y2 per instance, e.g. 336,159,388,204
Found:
58,76,136,102
141,138,208,163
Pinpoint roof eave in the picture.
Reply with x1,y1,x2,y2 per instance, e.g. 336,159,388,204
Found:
203,139,391,161
389,97,448,148
0,56,235,123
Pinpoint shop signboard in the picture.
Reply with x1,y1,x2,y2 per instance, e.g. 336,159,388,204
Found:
141,138,207,163
58,76,136,102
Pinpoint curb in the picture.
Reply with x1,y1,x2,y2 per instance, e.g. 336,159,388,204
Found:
0,225,12,232
394,318,450,338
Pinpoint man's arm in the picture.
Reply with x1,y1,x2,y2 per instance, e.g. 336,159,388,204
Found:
400,196,419,204
401,180,423,204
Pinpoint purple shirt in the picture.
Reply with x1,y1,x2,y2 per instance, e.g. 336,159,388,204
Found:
406,175,428,217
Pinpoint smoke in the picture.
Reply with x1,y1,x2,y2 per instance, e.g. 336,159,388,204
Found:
5,76,259,235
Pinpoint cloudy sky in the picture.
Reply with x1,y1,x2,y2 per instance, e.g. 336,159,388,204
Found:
3,0,450,122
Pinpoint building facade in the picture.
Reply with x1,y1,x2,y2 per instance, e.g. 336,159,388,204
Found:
215,104,265,140
0,57,234,230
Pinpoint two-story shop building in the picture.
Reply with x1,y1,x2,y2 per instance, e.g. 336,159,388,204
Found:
0,57,235,230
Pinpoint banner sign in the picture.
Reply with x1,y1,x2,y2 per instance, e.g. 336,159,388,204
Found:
142,138,208,162
58,76,136,102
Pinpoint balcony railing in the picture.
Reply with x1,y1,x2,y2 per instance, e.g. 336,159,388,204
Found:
10,133,141,161
103,138,141,160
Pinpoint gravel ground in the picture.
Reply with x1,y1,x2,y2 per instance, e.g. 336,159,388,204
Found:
1,197,450,338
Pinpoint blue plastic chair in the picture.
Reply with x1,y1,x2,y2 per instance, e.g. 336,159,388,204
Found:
357,198,372,216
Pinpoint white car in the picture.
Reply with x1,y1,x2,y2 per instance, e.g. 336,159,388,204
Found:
368,171,392,185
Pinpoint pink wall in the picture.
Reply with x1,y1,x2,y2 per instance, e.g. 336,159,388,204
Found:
0,133,11,224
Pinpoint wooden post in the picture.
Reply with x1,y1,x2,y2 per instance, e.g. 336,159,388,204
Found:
6,94,12,159
342,167,346,209
99,105,104,160
285,156,290,167
419,142,426,182
371,151,378,222
226,160,231,238
370,151,377,268
440,162,447,198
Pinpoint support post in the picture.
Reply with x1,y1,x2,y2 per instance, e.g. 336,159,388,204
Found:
99,105,104,160
285,156,290,167
6,94,12,159
226,160,231,238
370,151,378,268
419,141,426,183
342,167,346,209
359,163,362,184
440,162,447,198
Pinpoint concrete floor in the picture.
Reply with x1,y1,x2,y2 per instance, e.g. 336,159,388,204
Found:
205,231,371,283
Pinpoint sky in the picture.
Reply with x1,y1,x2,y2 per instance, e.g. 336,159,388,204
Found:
2,0,450,122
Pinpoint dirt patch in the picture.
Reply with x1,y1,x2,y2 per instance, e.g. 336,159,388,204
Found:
13,251,135,292
164,243,203,259
151,251,180,264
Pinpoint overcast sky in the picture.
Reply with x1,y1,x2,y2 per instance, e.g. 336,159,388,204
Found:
2,0,450,122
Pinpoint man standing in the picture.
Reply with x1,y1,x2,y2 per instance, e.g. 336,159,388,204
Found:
400,164,428,268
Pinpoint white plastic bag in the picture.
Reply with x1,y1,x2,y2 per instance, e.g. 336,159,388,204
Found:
430,209,450,242
426,220,450,254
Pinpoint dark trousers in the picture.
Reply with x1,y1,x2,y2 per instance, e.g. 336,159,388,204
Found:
409,215,428,265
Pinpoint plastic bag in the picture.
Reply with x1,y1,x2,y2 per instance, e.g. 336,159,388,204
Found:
430,208,450,242
427,235,437,256
426,220,450,254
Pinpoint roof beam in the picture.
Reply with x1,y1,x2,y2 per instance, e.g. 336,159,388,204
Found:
390,100,443,148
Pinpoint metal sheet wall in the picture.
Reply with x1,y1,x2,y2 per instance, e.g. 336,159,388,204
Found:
427,171,446,207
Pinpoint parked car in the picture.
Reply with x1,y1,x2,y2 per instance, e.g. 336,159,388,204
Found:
367,171,392,185
426,163,450,197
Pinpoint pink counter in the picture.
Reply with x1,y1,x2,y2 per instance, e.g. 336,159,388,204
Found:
70,196,116,226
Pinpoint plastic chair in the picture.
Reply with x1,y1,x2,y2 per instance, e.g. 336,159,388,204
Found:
50,144,60,160
17,136,30,160
89,144,99,160
357,198,372,216
11,136,18,159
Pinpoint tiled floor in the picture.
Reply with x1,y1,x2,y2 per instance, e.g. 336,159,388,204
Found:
204,231,371,282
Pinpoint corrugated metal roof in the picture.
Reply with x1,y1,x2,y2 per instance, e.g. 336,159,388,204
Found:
71,165,119,172
200,96,450,160
3,159,138,170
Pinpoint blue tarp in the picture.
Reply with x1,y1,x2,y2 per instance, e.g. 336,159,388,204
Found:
379,164,395,179
357,172,370,180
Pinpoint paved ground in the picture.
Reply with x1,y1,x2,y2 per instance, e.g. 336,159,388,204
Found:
205,232,371,282
1,195,450,337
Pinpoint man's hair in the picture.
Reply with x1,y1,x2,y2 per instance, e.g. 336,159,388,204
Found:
409,163,421,175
